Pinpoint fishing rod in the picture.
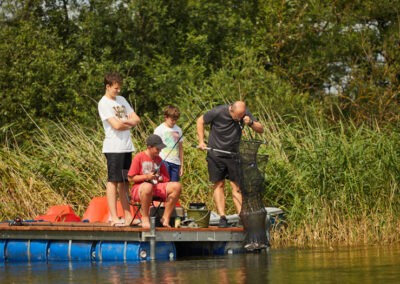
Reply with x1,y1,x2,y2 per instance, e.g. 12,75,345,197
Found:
7,218,112,228
191,145,236,156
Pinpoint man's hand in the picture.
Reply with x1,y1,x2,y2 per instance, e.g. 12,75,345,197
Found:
243,115,253,126
198,142,207,150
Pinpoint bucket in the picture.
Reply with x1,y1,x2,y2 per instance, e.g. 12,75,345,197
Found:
189,202,207,210
187,209,211,228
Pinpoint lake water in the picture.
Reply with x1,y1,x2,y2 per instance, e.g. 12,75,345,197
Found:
1,245,399,283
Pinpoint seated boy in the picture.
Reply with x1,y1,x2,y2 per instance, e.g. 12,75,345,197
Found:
127,134,182,228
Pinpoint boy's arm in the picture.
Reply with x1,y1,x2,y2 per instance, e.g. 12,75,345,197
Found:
124,111,141,127
106,111,140,130
131,173,156,183
128,163,156,183
107,117,131,130
127,155,138,183
128,154,159,183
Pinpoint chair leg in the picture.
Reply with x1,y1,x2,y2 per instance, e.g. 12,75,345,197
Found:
131,203,141,221
129,199,165,227
150,201,164,226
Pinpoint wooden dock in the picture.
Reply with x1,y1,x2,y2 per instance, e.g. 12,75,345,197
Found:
0,221,244,242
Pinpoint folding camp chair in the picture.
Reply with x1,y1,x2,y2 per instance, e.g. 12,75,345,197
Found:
125,184,164,226
131,196,164,223
122,170,165,226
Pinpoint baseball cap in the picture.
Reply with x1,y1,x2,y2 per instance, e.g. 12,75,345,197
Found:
146,134,166,149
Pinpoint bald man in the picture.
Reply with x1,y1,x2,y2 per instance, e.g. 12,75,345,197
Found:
196,101,263,227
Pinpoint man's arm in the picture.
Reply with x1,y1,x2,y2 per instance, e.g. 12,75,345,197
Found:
196,115,207,149
248,119,264,133
243,115,264,133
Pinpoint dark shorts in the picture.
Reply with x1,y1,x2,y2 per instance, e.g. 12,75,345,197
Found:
104,152,132,183
165,161,180,182
206,153,240,184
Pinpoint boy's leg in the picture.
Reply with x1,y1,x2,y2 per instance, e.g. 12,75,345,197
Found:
117,182,133,225
106,181,120,224
105,153,124,225
119,154,133,225
160,182,182,227
105,152,133,226
165,162,180,182
137,182,154,229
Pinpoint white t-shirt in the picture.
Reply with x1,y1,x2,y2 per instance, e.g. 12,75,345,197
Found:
98,95,135,153
154,123,183,165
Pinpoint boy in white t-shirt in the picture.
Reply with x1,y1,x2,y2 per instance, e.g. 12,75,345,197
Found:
98,72,141,226
154,105,183,181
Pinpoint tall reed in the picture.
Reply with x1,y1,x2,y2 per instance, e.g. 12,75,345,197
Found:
0,122,106,219
1,109,399,247
263,111,400,246
0,117,212,219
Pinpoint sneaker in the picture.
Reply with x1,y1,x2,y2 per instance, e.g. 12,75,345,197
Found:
234,218,243,228
218,216,228,228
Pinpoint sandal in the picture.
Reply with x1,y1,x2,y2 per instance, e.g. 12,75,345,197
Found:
110,219,127,227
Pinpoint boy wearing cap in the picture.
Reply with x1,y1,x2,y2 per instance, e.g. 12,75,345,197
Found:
127,134,182,228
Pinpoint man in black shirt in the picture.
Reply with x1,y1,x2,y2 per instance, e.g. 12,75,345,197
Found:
196,101,264,227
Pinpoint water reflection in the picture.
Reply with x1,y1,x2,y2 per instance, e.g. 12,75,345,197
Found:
1,246,399,283
267,246,400,283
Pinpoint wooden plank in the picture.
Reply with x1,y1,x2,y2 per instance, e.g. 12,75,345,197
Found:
0,222,245,242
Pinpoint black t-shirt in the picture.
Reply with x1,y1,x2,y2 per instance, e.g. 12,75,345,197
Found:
203,104,256,156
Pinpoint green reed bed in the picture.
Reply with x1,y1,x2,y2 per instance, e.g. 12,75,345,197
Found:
0,122,106,219
264,113,400,247
1,113,399,247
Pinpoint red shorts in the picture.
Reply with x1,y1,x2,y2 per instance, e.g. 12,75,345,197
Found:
131,182,168,202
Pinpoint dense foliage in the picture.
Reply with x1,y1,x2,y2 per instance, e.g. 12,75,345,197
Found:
1,1,399,246
1,0,399,136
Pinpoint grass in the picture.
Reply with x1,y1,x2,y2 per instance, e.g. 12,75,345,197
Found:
1,110,399,247
264,112,400,247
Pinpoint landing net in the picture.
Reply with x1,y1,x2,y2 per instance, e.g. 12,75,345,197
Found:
238,140,269,251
